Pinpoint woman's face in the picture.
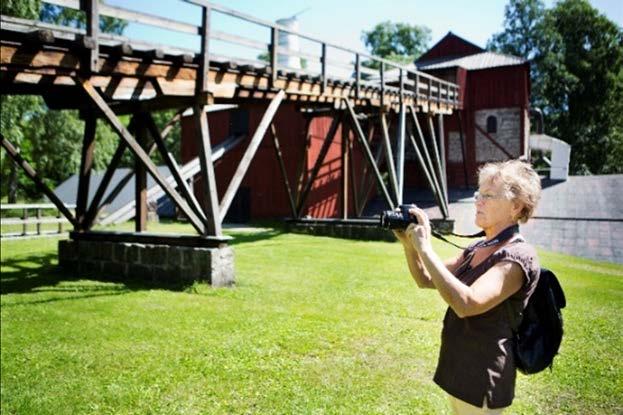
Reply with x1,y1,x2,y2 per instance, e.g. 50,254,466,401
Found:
474,179,520,229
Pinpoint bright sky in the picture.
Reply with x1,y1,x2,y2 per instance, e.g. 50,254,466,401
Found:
106,0,622,66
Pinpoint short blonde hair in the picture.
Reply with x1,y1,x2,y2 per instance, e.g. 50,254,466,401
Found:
478,159,541,223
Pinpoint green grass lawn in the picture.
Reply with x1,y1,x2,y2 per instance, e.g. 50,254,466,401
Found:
1,222,622,414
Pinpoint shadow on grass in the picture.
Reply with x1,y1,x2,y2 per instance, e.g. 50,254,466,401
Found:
226,228,285,246
1,227,286,299
0,251,191,300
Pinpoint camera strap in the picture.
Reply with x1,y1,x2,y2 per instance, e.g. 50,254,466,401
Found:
430,224,519,250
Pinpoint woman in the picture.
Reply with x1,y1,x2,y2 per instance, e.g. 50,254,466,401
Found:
394,160,542,414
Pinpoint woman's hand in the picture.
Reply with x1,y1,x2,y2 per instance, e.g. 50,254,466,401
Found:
406,207,433,254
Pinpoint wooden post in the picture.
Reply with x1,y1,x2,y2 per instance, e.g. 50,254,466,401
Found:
270,27,278,89
407,106,448,218
144,113,207,225
341,119,349,219
76,113,96,229
405,120,448,218
355,53,361,100
22,208,28,236
83,141,127,229
380,112,399,205
396,105,406,205
83,0,99,73
192,106,222,236
321,43,327,94
437,113,447,201
36,208,42,235
76,78,205,234
428,114,448,207
196,5,211,97
345,99,394,210
133,114,148,232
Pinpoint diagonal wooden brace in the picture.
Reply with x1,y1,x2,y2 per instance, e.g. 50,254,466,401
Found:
296,112,342,217
76,77,205,234
345,99,395,210
1,133,78,228
219,89,285,222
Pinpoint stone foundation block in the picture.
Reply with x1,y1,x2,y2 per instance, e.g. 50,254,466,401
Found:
58,239,235,287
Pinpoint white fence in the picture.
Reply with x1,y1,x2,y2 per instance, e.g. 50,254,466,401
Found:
0,203,76,238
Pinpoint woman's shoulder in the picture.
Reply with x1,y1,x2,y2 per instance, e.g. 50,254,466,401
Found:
493,239,540,284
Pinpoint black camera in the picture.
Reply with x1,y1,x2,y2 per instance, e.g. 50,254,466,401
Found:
379,204,419,230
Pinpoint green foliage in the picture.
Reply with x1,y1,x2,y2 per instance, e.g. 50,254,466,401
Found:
489,0,623,174
1,224,622,414
40,4,127,34
1,0,40,19
361,21,431,69
1,1,137,201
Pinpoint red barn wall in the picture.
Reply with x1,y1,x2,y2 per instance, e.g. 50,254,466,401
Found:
181,103,366,220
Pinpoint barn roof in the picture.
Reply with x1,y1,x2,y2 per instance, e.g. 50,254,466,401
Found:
415,51,527,71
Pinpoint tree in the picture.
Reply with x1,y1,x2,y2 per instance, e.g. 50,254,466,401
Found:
489,0,623,174
0,1,133,201
361,21,431,68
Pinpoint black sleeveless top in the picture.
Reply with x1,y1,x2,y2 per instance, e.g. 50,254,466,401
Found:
433,238,540,409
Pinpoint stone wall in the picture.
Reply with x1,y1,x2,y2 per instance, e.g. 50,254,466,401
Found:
286,218,454,241
58,239,234,287
474,107,521,162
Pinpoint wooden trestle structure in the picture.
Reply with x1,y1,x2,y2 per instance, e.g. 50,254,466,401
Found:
1,0,460,247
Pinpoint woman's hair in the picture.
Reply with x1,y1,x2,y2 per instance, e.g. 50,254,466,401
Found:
478,159,541,223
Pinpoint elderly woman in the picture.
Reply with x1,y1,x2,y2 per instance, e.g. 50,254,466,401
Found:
394,160,542,414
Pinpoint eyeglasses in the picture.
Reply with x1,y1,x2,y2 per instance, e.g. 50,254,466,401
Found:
473,191,505,202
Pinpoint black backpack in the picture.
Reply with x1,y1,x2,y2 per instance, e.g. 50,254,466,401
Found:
513,267,566,375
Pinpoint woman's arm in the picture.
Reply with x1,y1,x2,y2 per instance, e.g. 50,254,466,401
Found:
418,248,524,317
407,209,524,317
394,227,464,289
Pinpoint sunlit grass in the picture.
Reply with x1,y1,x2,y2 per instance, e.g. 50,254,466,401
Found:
1,221,622,414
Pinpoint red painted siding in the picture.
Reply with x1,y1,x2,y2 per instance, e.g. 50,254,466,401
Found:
417,32,484,62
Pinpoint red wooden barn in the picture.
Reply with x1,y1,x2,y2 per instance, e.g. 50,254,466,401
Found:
180,32,530,221
414,32,531,187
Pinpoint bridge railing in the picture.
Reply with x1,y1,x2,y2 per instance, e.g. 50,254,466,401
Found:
27,0,459,108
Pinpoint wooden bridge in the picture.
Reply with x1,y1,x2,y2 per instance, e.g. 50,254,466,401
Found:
0,0,460,284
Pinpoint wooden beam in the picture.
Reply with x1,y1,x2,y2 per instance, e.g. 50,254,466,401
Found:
76,113,96,228
345,99,395,210
407,105,448,218
406,119,448,219
357,133,386,217
347,129,360,217
192,105,221,235
380,112,399,206
133,113,148,232
83,0,99,73
341,118,349,219
294,115,312,206
1,134,78,228
143,112,207,225
396,104,406,204
296,112,342,217
76,77,205,234
408,105,448,215
270,123,297,218
220,90,285,222
427,114,448,207
83,140,127,229
437,112,447,197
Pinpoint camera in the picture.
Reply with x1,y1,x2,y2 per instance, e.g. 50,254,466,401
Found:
379,204,418,230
